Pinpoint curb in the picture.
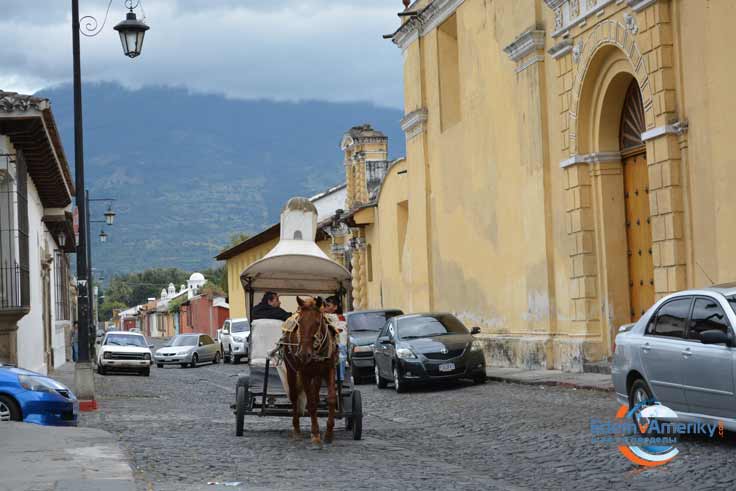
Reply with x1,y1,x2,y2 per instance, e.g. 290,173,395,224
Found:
486,375,614,393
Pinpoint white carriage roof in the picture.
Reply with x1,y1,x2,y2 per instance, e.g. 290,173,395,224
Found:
240,239,351,294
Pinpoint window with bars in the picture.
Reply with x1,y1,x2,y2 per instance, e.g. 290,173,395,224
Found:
0,152,30,310
55,251,71,320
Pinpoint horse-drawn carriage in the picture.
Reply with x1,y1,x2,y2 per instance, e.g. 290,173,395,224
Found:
233,198,363,442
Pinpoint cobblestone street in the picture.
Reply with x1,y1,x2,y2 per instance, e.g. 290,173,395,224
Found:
78,357,736,491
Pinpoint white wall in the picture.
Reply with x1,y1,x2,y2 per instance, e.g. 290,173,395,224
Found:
312,186,347,222
14,161,68,374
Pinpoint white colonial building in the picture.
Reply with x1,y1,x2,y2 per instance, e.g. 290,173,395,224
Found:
0,91,76,375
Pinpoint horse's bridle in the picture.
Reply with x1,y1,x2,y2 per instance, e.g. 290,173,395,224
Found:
279,311,334,368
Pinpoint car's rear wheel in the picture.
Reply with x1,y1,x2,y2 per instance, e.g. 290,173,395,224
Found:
190,353,199,368
180,363,188,368
225,347,232,364
213,352,221,365
0,395,21,422
374,365,387,389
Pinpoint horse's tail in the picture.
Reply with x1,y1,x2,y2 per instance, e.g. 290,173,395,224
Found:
295,373,307,416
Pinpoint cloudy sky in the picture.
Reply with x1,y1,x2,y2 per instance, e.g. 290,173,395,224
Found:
0,0,405,108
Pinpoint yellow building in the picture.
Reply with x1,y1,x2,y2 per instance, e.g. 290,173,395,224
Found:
341,0,736,372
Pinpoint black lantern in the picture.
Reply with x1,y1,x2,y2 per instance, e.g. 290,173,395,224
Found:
113,9,149,58
57,231,67,248
99,229,108,243
104,205,116,226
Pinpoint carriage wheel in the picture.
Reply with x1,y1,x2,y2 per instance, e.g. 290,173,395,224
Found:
351,390,363,441
235,385,246,437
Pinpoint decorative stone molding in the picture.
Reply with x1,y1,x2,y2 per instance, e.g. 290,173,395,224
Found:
572,40,583,63
548,39,573,59
627,0,657,13
0,91,48,113
641,120,689,141
623,12,638,34
544,0,616,38
559,151,621,168
400,108,429,140
503,29,546,62
392,0,465,51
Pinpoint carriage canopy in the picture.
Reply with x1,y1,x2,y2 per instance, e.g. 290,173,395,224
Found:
239,197,351,296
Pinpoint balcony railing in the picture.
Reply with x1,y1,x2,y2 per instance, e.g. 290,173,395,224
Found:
0,152,30,313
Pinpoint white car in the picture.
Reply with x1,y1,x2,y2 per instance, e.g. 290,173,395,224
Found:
97,331,153,376
219,318,250,364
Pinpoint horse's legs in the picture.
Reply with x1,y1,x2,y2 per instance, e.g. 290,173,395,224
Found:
286,365,301,438
308,375,321,444
324,364,337,443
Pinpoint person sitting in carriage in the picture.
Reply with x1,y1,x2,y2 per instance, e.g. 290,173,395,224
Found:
252,292,292,321
323,295,347,384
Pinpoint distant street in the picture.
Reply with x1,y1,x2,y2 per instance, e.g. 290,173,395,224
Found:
75,343,736,491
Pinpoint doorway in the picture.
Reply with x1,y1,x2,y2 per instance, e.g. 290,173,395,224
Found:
620,80,653,321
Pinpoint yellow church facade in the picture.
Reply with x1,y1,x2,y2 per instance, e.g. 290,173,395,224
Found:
342,0,736,372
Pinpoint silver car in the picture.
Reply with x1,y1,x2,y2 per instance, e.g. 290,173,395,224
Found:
154,333,221,368
612,283,736,430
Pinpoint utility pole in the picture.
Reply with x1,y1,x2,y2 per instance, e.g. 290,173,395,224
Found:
72,0,96,410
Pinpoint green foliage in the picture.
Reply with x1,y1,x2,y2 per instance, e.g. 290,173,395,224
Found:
201,265,228,296
105,268,190,307
99,300,127,322
200,280,226,299
168,295,187,314
228,233,252,248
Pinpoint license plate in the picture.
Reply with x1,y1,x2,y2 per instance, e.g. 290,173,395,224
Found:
438,363,455,372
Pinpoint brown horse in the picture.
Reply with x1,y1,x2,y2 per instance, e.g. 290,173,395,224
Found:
282,296,338,444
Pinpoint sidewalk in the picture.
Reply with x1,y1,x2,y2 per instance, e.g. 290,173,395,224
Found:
485,367,614,392
0,422,135,491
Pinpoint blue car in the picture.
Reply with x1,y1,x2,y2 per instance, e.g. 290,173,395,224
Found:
0,363,79,426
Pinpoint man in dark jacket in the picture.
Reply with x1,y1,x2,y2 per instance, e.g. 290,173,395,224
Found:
251,292,292,321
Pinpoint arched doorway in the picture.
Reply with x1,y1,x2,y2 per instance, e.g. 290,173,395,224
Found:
619,80,653,321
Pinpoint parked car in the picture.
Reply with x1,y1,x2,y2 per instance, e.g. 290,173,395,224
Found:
612,284,736,430
345,309,403,383
0,363,78,426
154,334,220,368
97,331,154,376
219,318,250,364
373,313,485,393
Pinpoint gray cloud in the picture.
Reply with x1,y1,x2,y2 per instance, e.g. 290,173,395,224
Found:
0,0,405,107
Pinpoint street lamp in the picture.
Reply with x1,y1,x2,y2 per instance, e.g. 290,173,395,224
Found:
104,205,116,225
114,3,150,58
98,229,108,243
71,0,148,409
57,231,67,248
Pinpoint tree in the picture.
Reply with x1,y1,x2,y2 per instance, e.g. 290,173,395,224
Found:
228,233,251,247
201,265,228,296
99,300,128,322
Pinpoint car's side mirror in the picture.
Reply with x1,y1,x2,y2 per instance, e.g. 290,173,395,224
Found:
701,330,732,346
199,342,204,347
148,344,154,349
471,327,481,335
377,336,391,344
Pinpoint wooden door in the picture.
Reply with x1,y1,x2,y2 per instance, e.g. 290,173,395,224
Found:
623,152,654,320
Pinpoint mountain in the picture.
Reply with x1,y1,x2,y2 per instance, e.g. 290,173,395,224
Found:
37,83,405,276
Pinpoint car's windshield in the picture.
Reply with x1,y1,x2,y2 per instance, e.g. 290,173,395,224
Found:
727,295,736,315
171,335,199,347
349,311,402,332
232,321,250,333
397,314,468,339
104,334,147,347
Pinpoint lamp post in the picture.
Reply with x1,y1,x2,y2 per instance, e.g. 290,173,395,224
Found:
72,0,148,409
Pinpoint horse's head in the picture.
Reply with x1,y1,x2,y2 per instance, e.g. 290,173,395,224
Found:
295,296,324,364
